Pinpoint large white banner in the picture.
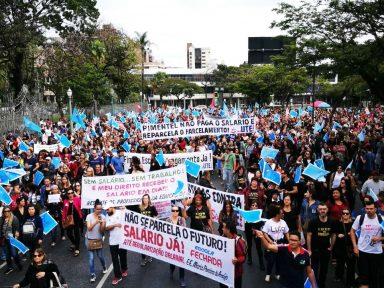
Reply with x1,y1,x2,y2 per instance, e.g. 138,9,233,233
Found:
124,151,213,172
140,118,256,140
120,210,235,287
188,183,245,231
33,144,60,154
81,166,188,208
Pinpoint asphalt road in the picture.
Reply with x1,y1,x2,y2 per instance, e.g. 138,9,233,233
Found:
1,175,351,288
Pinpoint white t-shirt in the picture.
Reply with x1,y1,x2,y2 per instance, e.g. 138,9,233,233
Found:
352,214,383,254
86,213,106,240
106,210,123,246
262,218,289,242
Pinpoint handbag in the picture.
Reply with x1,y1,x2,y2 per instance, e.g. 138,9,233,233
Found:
87,239,103,250
63,205,75,229
49,271,65,288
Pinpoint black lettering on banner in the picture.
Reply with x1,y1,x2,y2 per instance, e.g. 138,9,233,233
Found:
215,120,220,126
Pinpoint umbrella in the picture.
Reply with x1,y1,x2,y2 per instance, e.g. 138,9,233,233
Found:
311,101,331,108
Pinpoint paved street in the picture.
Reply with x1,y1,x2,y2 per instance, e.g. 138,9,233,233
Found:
0,175,350,288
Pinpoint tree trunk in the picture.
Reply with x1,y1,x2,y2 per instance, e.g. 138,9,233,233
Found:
9,51,25,108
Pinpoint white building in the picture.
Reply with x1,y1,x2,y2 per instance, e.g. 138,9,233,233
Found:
187,43,211,69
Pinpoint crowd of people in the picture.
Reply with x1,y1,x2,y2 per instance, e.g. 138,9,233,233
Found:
0,103,383,288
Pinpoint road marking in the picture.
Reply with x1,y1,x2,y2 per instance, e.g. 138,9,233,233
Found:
96,264,113,288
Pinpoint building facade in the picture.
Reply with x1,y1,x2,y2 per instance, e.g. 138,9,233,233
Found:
187,43,211,69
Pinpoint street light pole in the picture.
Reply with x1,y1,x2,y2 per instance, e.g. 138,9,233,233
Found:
67,88,73,135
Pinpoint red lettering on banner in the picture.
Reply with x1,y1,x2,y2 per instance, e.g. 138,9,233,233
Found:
123,225,164,247
190,250,223,268
165,238,184,253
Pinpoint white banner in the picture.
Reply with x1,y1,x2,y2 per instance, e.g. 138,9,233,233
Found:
81,166,188,208
124,151,213,172
33,144,60,154
140,118,256,140
154,201,172,220
188,183,245,231
120,210,235,287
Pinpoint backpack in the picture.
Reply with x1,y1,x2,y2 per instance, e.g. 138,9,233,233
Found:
22,218,37,241
235,235,247,257
357,213,384,237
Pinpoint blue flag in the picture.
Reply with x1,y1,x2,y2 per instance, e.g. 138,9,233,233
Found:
333,122,342,130
314,159,325,170
298,108,303,116
262,162,281,185
3,158,19,169
23,117,42,133
155,150,165,166
223,102,228,113
259,158,265,173
123,130,129,139
40,211,58,235
71,109,86,129
185,160,201,178
51,157,61,169
173,180,185,196
256,135,264,144
34,170,44,186
286,133,294,143
295,120,302,127
358,130,365,142
323,132,329,143
302,163,330,181
59,135,71,148
290,110,298,118
294,166,302,184
0,185,12,205
19,141,29,152
269,132,276,141
233,207,263,223
120,116,126,124
314,122,322,133
122,142,131,152
3,169,26,182
345,160,353,172
368,188,379,202
260,147,279,159
9,236,29,254
273,114,280,123
0,150,4,160
109,118,119,129
0,170,10,184
192,111,200,117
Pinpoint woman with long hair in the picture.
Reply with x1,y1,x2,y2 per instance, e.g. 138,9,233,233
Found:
58,175,72,201
62,189,82,257
138,194,158,266
326,189,349,221
334,209,356,286
183,194,212,233
167,205,186,287
233,166,247,192
85,200,107,283
282,194,299,232
218,200,237,236
12,248,66,288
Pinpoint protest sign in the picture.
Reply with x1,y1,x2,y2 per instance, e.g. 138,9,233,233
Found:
48,194,61,203
33,143,60,154
188,183,245,231
124,151,213,172
154,201,172,220
81,166,188,208
120,210,235,287
40,211,58,235
140,118,256,141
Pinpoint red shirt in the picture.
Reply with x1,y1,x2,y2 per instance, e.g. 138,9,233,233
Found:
326,201,348,221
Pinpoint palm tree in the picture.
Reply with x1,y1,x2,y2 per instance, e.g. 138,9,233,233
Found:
135,32,150,105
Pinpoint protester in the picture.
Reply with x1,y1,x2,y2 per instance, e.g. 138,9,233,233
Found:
85,199,107,283
62,189,82,256
218,199,237,236
12,248,67,288
248,201,265,270
167,205,187,287
21,205,43,258
105,204,128,285
255,230,317,288
183,194,212,233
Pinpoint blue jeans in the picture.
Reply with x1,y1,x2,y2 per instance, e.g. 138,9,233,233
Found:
5,239,21,269
86,239,106,275
223,168,234,193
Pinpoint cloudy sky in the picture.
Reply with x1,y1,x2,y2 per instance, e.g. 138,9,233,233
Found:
96,0,299,67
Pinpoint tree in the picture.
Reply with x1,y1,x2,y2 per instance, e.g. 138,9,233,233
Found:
150,72,168,102
271,0,384,101
135,31,150,104
0,0,99,98
211,65,240,105
158,78,202,106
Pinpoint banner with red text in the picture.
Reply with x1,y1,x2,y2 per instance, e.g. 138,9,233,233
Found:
140,118,256,140
81,166,188,208
120,210,235,287
188,183,245,231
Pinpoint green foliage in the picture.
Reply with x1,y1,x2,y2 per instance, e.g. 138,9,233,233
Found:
272,0,384,101
158,78,202,99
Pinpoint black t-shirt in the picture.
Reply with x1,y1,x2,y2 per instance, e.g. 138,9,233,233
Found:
283,209,298,231
187,205,210,231
247,188,259,209
280,179,296,195
138,205,158,218
308,217,336,250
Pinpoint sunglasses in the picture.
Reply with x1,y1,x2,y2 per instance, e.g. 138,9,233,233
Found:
4,210,11,213
33,254,43,258
171,209,179,212
342,212,350,215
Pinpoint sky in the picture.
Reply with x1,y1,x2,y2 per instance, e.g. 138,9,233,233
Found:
96,0,300,68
